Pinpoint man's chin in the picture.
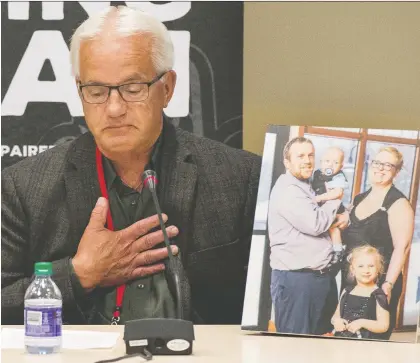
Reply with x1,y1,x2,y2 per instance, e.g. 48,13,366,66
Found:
295,173,312,181
98,136,136,155
301,170,313,179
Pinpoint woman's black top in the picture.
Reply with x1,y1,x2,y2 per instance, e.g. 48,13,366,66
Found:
342,185,407,271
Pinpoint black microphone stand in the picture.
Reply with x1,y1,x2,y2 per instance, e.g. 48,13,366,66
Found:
121,170,195,357
149,182,183,320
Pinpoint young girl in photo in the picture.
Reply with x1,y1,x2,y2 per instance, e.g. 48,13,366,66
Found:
331,245,390,340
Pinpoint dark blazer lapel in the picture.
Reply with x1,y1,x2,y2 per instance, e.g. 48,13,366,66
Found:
64,133,101,247
159,120,197,320
159,120,197,264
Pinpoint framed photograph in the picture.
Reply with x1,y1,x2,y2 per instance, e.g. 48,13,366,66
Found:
417,277,420,343
242,124,420,343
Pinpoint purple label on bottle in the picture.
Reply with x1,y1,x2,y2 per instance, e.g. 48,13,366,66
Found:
24,307,62,337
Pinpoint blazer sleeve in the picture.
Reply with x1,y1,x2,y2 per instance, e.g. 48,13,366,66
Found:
241,155,262,264
189,154,262,325
1,169,89,324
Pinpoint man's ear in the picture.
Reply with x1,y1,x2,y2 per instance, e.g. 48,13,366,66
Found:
75,78,83,99
162,70,177,108
283,158,290,170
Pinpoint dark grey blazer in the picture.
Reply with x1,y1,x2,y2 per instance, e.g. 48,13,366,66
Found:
2,120,261,325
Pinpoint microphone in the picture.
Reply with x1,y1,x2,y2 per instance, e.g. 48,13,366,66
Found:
122,170,194,357
142,169,158,191
142,170,181,318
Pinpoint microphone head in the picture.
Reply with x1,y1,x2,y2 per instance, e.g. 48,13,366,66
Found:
142,170,158,191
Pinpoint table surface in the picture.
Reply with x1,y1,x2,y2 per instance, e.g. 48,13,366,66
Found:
2,325,420,363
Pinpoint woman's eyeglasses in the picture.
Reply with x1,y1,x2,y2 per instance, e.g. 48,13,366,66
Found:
371,160,396,171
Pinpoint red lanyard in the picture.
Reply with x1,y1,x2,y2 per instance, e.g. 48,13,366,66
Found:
95,146,126,325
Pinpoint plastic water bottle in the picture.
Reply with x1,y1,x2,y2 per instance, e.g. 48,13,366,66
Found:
24,262,62,354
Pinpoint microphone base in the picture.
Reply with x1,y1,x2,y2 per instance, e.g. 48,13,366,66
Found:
123,318,195,355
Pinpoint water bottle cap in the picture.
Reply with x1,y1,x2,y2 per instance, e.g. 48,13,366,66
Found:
34,262,53,276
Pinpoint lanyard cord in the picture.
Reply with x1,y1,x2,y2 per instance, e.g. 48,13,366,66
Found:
95,146,126,325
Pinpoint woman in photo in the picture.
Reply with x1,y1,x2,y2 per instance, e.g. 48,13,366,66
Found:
342,146,415,339
332,245,390,340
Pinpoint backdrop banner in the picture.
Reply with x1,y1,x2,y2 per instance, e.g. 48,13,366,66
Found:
1,1,244,169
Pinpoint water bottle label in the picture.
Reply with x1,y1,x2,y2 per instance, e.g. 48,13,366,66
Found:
24,307,62,337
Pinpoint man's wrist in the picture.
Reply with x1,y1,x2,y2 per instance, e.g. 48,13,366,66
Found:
71,256,96,292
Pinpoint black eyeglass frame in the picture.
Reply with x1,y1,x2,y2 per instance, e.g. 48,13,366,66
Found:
78,72,166,104
371,159,397,171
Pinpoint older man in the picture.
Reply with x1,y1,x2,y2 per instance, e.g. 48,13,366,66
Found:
1,6,261,325
268,137,348,335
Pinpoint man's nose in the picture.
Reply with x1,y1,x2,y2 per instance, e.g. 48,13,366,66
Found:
106,89,127,117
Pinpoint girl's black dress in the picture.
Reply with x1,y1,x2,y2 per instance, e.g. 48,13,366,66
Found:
334,286,389,340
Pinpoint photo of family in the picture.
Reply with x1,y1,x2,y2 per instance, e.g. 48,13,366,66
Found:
242,124,420,343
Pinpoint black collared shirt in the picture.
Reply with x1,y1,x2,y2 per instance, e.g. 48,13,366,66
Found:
94,133,176,323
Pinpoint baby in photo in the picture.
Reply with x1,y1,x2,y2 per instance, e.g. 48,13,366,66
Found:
311,146,349,263
331,245,390,340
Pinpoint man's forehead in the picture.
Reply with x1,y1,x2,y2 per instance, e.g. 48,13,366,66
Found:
81,70,150,84
291,142,314,153
79,34,155,83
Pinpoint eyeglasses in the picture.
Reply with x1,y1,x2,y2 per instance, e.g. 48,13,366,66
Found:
371,159,396,171
78,73,165,104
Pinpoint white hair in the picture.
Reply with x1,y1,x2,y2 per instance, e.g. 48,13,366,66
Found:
70,6,174,78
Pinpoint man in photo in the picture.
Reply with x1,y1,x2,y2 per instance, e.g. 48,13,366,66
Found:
268,136,348,335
